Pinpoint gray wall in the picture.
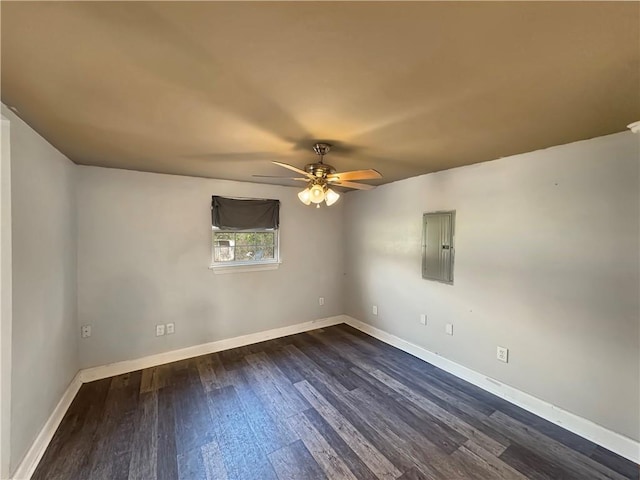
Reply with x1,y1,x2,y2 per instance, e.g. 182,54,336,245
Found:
343,132,640,441
77,166,344,368
2,105,79,473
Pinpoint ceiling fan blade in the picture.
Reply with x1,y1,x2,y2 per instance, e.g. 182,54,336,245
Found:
252,175,308,181
327,169,382,181
272,161,312,177
334,181,376,191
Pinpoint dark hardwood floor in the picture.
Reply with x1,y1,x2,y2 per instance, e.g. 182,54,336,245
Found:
32,324,638,480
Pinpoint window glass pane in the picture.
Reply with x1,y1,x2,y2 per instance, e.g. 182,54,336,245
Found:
212,229,277,265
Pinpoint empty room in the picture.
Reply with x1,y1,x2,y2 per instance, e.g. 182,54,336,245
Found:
0,2,639,479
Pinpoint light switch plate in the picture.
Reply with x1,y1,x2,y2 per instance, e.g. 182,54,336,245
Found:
445,323,453,335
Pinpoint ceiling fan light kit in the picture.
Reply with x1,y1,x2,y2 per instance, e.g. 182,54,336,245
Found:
265,143,382,207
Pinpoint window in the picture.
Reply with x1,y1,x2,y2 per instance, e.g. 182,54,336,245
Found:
422,211,455,284
212,228,279,265
210,195,280,271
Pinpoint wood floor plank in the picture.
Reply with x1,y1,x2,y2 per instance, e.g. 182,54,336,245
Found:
294,380,402,480
128,391,158,480
499,442,578,480
590,446,640,480
206,385,278,480
196,355,222,392
374,354,496,418
268,439,328,480
344,386,479,480
225,367,298,455
177,446,207,480
156,385,179,480
139,367,156,394
282,343,351,396
449,442,529,480
170,362,214,454
292,334,362,390
348,366,467,454
487,410,629,480
244,351,310,417
31,378,111,480
209,351,234,386
263,342,307,384
303,376,418,474
497,399,598,457
287,411,359,480
31,325,639,480
462,440,530,479
303,408,380,480
201,441,228,480
365,367,508,456
87,371,142,480
397,466,439,480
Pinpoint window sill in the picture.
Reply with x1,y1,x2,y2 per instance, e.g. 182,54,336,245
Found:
208,261,281,274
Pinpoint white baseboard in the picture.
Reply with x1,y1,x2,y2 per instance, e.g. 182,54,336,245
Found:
13,314,638,480
343,316,640,464
80,315,347,383
11,372,83,480
11,315,346,479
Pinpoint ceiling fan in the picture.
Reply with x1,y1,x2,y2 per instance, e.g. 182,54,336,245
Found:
254,143,382,207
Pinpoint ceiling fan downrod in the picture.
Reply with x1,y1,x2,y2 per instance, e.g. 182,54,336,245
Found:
312,143,331,163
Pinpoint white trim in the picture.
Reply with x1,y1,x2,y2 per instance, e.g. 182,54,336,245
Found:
80,315,346,383
0,113,12,480
13,314,638,479
11,316,346,479
343,315,640,464
208,261,281,274
11,373,83,480
627,121,640,134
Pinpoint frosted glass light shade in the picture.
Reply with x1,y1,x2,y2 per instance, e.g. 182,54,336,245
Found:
297,188,311,205
309,184,325,204
325,188,340,206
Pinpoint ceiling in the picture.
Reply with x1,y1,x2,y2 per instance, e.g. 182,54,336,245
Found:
2,2,639,188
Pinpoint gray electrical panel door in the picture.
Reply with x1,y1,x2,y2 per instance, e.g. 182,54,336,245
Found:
422,211,455,284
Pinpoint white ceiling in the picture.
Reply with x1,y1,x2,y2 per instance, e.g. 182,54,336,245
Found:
1,1,638,187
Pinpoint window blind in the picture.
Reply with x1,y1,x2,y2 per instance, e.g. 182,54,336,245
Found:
211,196,280,230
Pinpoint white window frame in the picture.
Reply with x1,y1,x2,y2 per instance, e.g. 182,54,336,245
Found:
209,227,280,274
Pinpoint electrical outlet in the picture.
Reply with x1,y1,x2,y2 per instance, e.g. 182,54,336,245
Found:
445,323,453,335
156,324,165,336
497,346,509,363
81,325,91,338
318,297,325,306
420,314,427,325
166,323,175,335
372,305,378,316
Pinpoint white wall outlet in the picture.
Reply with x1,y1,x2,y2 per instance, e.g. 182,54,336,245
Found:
497,346,509,363
156,324,166,336
166,323,175,335
81,325,91,338
318,297,325,306
420,314,427,325
372,305,378,316
445,323,453,335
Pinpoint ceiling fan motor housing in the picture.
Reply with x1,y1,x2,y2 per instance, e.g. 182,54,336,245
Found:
305,162,336,178
306,143,336,178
